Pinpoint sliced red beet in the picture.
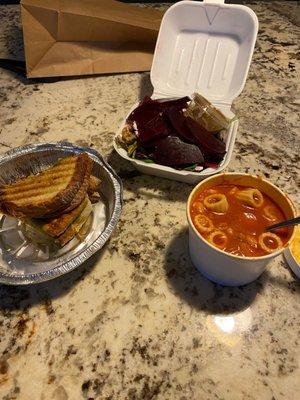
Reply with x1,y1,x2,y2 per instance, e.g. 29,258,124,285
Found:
185,117,226,161
127,97,190,146
153,136,204,167
138,114,170,145
167,107,195,143
127,96,189,126
125,96,226,168
127,97,160,126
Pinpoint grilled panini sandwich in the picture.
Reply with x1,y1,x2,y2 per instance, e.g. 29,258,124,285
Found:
0,153,92,219
0,153,101,248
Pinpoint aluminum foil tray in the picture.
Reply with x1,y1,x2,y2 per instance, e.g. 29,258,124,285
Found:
0,142,123,285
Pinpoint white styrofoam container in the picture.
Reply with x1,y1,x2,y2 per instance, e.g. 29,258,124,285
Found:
114,0,258,184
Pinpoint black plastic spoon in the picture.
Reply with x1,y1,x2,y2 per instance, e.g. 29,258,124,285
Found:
267,216,300,231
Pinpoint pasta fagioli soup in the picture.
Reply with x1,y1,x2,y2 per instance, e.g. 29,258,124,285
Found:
190,184,289,257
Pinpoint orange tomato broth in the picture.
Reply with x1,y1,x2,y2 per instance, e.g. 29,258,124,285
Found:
190,184,289,257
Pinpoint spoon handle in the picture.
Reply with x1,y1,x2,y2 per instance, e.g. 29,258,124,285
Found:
267,216,300,231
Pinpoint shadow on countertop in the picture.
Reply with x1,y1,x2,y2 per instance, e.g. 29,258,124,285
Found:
0,246,105,312
163,227,300,315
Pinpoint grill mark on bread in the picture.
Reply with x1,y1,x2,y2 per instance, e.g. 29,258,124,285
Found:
3,169,77,194
0,153,92,218
2,161,78,191
60,162,92,214
4,183,68,201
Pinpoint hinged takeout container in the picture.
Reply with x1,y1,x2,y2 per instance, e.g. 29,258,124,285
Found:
114,0,258,183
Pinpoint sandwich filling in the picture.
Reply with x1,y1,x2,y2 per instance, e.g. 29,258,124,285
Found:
23,197,93,248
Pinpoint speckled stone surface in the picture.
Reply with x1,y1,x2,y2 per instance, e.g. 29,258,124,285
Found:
0,2,299,400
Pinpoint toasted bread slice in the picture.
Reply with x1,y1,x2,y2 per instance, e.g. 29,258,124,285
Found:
57,164,92,216
0,153,92,218
87,175,102,204
57,198,92,247
88,191,102,204
31,196,90,238
87,176,101,195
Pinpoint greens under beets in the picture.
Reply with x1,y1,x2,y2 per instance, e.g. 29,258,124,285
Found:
125,96,226,170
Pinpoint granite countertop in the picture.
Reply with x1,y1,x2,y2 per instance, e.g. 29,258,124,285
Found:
0,2,299,400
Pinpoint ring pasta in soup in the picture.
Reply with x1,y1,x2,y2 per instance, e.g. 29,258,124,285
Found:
190,185,289,257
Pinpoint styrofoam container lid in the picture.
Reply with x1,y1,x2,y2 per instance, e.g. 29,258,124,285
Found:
151,0,258,107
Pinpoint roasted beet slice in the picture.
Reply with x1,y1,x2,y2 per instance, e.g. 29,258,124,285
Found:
127,97,160,126
126,96,191,146
185,117,226,161
153,136,204,167
167,107,195,143
138,114,170,145
127,96,189,125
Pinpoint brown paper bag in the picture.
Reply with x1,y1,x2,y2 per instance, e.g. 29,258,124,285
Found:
21,0,163,78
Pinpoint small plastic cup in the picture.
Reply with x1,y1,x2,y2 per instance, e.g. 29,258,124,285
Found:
185,93,232,132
